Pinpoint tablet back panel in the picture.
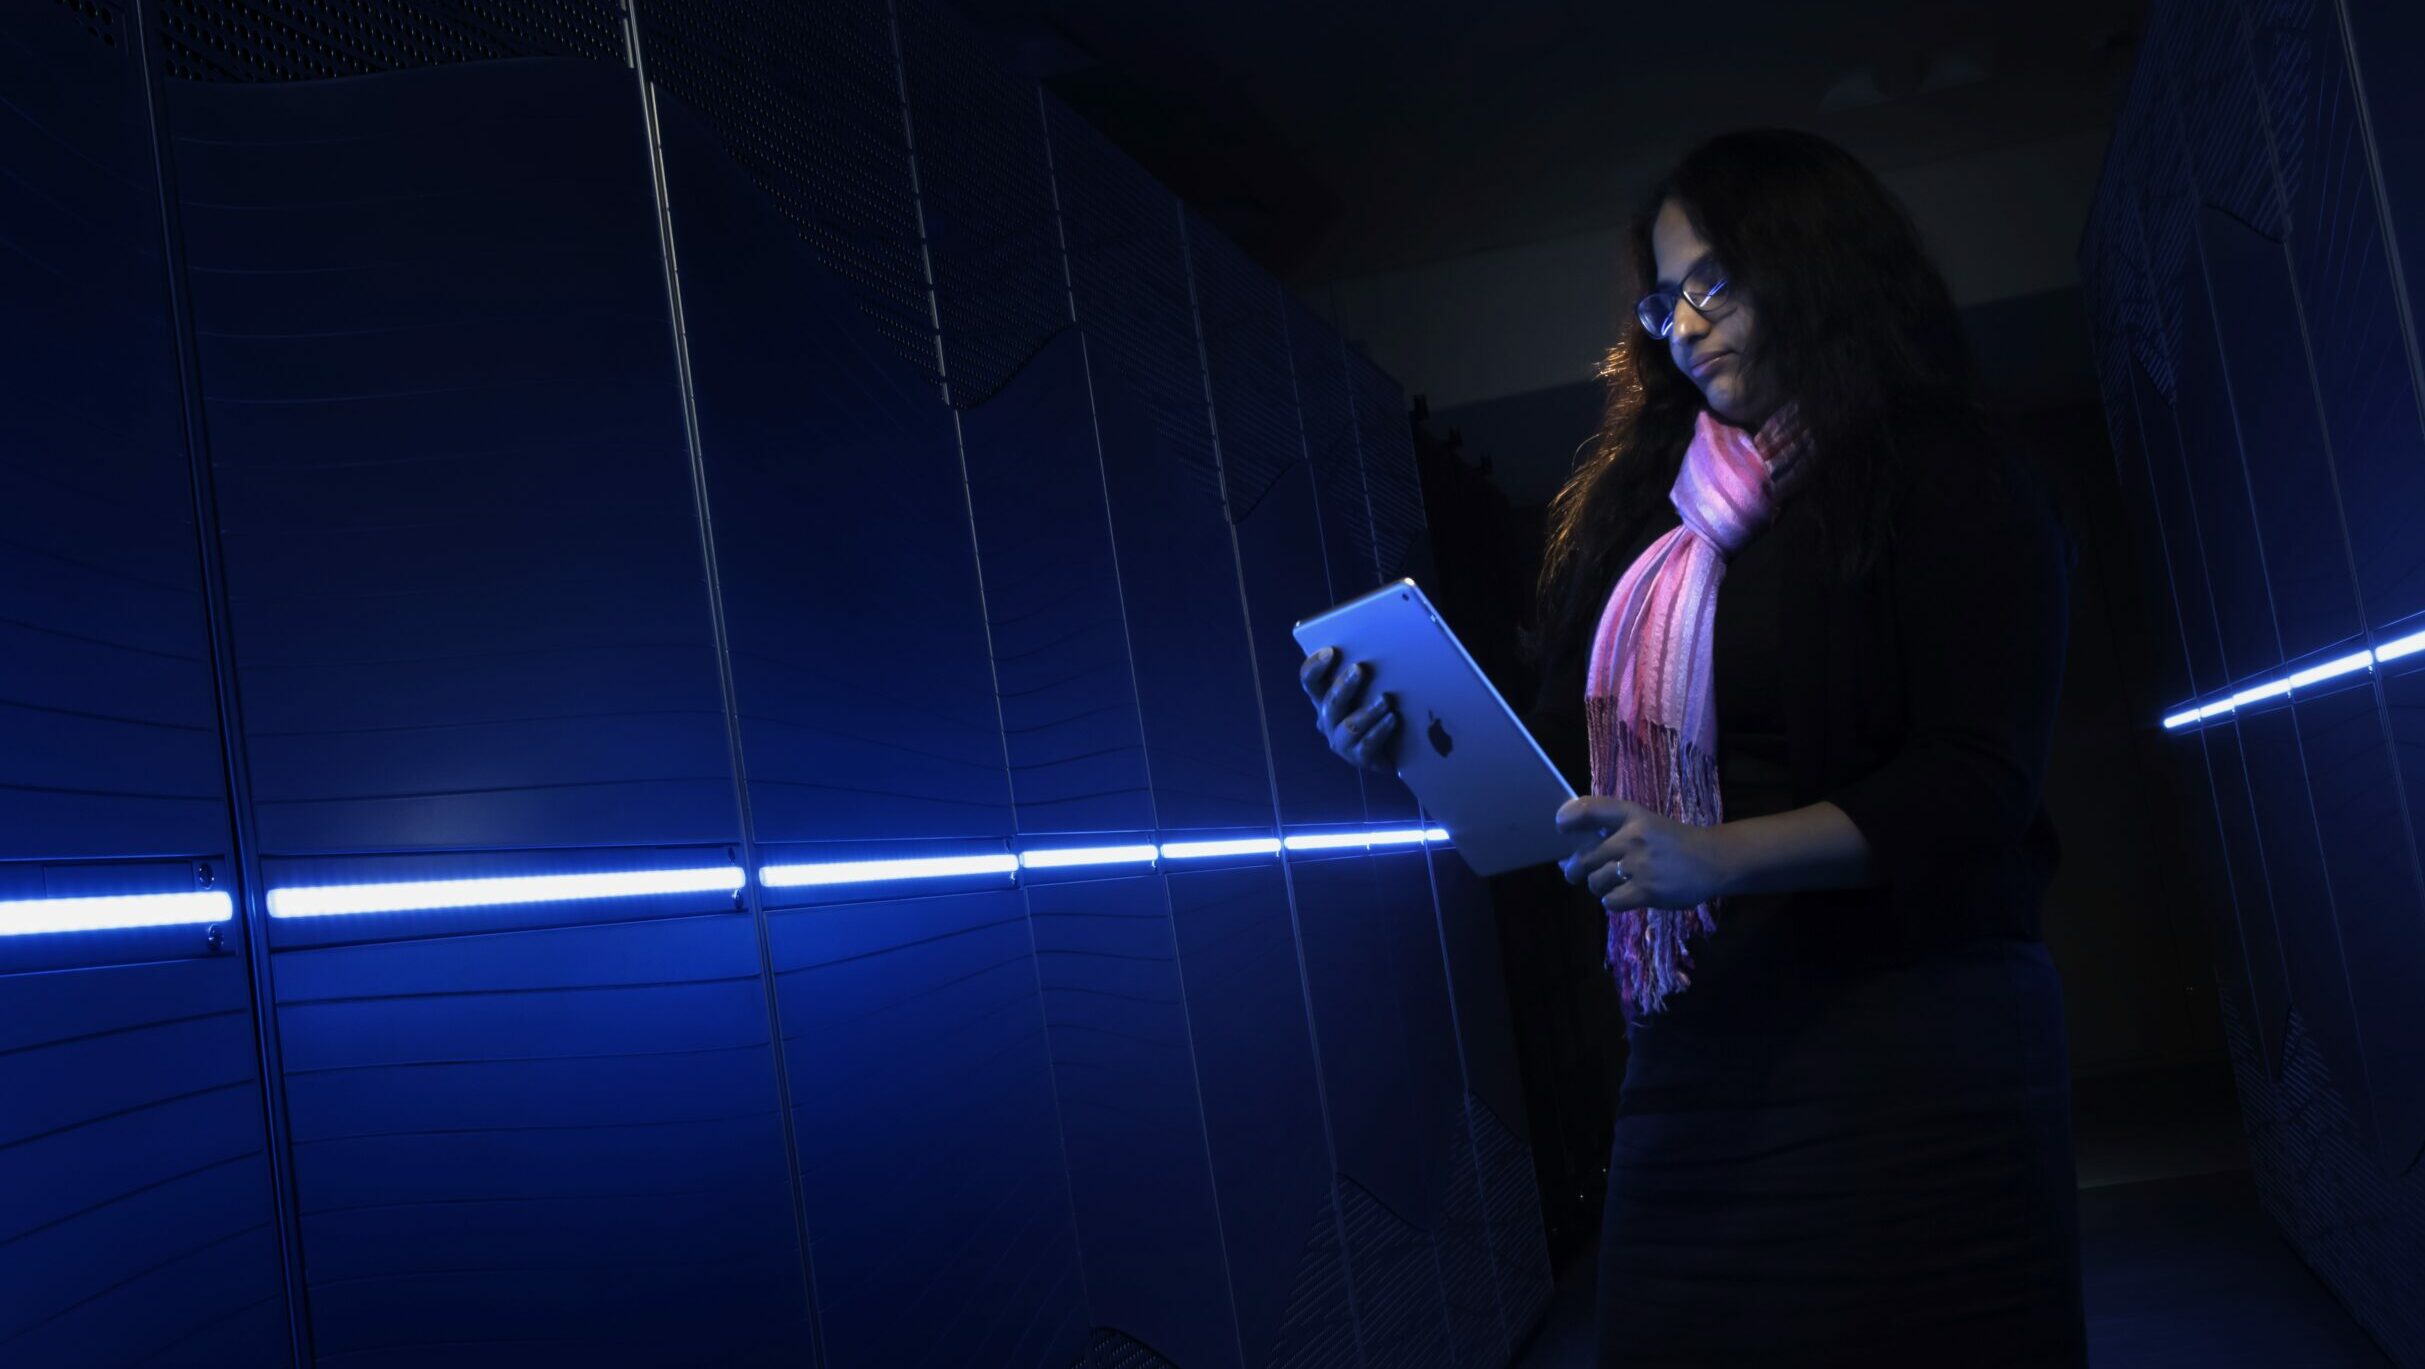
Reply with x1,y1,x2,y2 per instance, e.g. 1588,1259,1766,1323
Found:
1294,581,1577,875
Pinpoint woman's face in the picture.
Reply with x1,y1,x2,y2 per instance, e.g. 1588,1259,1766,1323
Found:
1650,197,1778,428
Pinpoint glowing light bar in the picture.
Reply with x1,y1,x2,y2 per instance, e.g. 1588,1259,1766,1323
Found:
2229,677,2296,709
2290,650,2377,690
1018,844,1159,870
1280,831,1370,851
1282,826,1442,852
760,854,1017,887
0,890,233,937
1159,837,1283,859
266,866,744,919
2378,628,2425,663
2162,646,2388,731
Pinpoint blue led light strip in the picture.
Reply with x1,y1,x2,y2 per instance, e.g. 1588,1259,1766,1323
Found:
1282,826,1443,851
1020,843,1161,870
2162,626,2425,731
0,826,1459,935
762,853,1020,887
1160,837,1283,859
0,890,233,936
266,866,747,919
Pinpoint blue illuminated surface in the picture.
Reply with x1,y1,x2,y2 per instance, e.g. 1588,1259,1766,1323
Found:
266,866,746,918
2162,631,2425,732
0,890,233,937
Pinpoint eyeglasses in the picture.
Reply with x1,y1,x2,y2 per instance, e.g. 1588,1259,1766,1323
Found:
1636,262,1733,339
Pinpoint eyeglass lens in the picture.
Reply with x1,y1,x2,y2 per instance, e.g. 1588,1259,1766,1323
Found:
1637,266,1726,338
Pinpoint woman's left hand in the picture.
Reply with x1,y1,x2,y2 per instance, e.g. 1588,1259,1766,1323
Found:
1555,796,1733,912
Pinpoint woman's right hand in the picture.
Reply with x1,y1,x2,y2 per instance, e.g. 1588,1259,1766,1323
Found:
1298,646,1400,773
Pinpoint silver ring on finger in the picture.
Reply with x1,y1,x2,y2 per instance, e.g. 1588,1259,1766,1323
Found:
1611,860,1627,885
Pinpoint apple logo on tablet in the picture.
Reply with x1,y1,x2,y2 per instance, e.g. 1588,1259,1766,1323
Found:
1427,710,1453,758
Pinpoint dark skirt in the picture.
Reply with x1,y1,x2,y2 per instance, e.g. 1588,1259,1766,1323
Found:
1595,934,2087,1367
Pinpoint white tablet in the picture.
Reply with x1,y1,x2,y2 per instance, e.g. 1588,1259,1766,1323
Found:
1293,578,1580,876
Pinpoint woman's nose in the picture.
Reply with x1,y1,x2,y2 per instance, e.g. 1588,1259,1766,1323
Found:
1671,294,1716,342
1670,306,1710,357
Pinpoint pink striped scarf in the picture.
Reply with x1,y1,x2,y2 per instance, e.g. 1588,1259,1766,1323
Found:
1584,404,1811,1018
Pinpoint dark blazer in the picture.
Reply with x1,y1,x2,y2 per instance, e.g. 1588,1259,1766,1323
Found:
1521,412,2074,956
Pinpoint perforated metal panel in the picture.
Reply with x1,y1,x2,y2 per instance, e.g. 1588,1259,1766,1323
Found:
3,0,227,864
1262,1193,1361,1368
633,0,940,387
2249,0,2425,636
2248,0,2316,203
0,6,293,1362
1349,347,1428,585
1191,212,1366,831
1334,1175,1453,1369
1473,1096,1554,1346
2089,2,2425,1356
954,327,1157,833
1083,1327,1182,1369
2079,193,2143,488
50,0,123,50
1285,297,1368,584
1433,1104,1504,1366
157,0,623,81
894,0,1067,409
1190,213,1301,522
174,57,737,855
2223,997,2425,1361
2120,11,2193,404
2169,0,2286,238
1046,94,1224,507
773,891,1088,1367
2086,144,2158,430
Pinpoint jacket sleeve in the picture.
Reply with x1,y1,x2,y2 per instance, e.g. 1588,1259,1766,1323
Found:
1823,443,2072,888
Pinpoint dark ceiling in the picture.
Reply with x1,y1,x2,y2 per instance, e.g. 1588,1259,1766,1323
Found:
952,0,2147,286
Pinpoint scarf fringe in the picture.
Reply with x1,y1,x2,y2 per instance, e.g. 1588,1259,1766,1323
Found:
1583,706,1724,1020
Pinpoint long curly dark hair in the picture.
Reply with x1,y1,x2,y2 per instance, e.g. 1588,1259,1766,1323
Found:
1526,128,1982,679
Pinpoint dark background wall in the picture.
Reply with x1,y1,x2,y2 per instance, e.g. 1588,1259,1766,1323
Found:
2079,0,2425,1360
0,2,1549,1365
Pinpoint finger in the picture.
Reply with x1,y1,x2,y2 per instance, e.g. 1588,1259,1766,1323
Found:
1555,797,1620,833
1299,647,1335,701
1559,848,1592,884
1560,838,1604,884
1569,831,1632,882
1348,693,1392,735
1592,853,1642,898
1319,660,1367,728
1351,710,1399,766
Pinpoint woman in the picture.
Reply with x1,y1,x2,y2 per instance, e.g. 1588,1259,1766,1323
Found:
1298,128,2084,1364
